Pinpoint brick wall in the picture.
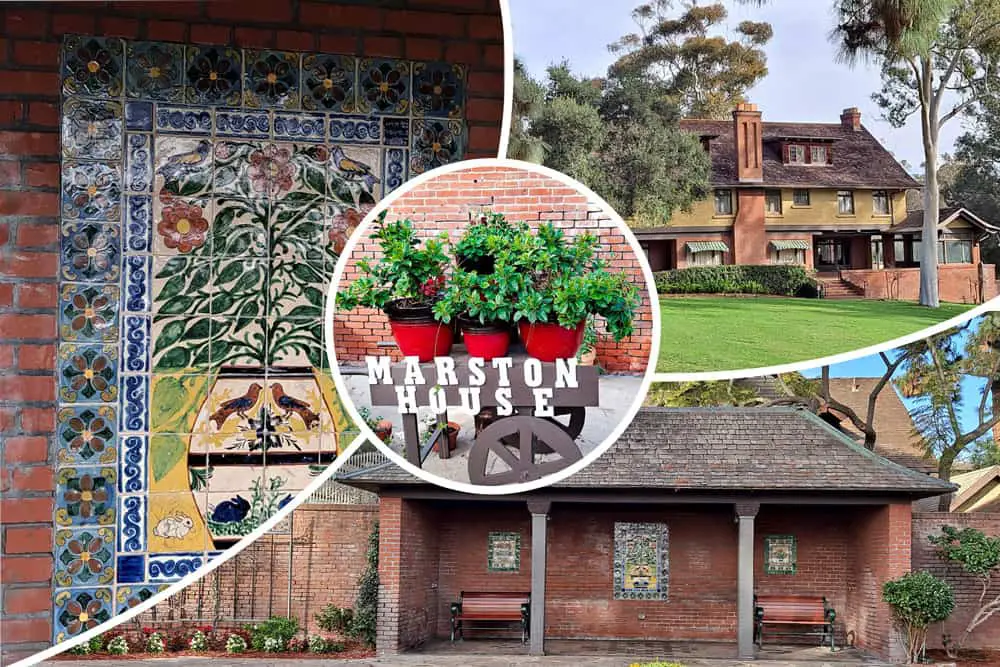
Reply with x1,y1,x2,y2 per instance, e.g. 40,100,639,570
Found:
841,265,998,303
911,512,1000,651
334,166,655,373
0,2,503,662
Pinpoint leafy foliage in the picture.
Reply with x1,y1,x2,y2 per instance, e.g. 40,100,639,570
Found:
654,265,818,296
316,604,355,634
349,521,379,647
508,58,549,163
249,616,300,652
453,212,531,266
225,633,247,654
883,571,955,663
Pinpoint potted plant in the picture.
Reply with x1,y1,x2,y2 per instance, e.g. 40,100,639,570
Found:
453,212,530,274
432,262,525,360
504,223,640,361
337,213,454,361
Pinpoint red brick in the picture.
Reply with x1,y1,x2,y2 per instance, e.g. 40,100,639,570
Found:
4,526,53,554
467,97,503,122
52,12,96,37
0,344,12,368
4,436,49,464
9,466,54,493
445,41,481,65
483,44,503,68
384,10,466,37
0,283,11,309
362,36,404,59
24,162,58,188
0,375,54,402
0,498,53,525
0,314,55,339
15,224,57,247
190,24,232,45
405,37,443,60
4,10,48,38
0,252,58,279
0,100,22,126
469,71,503,94
18,343,54,371
27,102,59,128
468,14,502,40
109,1,196,18
98,16,140,38
0,160,19,185
0,70,61,96
206,0,294,23
18,283,57,309
0,191,57,217
0,222,7,245
146,20,188,42
234,27,274,49
1,617,51,644
4,587,50,615
0,407,15,432
299,3,384,29
319,34,359,54
275,30,315,52
19,409,55,435
0,131,57,158
11,40,59,68
0,555,52,583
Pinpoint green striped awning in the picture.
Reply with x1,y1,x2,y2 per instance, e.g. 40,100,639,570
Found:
770,240,810,251
685,241,729,253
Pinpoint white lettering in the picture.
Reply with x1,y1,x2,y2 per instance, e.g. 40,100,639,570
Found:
365,356,393,384
524,358,543,388
492,357,514,386
555,358,579,389
458,387,482,413
395,386,418,414
468,357,486,386
495,388,513,416
403,357,425,385
434,356,458,386
428,386,447,414
533,388,554,417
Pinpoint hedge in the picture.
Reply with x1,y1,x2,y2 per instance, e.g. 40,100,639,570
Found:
653,265,820,297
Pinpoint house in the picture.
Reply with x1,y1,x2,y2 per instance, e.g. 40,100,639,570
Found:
916,465,1000,512
340,407,955,663
634,104,998,302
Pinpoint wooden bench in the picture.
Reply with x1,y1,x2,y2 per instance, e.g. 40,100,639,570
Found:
450,591,530,643
754,594,836,650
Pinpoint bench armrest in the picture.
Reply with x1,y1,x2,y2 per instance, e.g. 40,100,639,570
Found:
450,602,462,617
521,603,530,623
825,607,836,624
754,606,764,623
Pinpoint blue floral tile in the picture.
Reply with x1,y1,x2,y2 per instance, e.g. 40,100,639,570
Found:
125,195,152,253
118,495,145,553
301,53,356,112
115,555,145,583
126,41,184,102
410,119,464,174
62,36,123,98
413,62,465,119
53,587,113,644
62,162,122,222
55,467,117,527
121,315,150,373
383,117,409,146
58,405,117,466
245,50,300,110
185,45,242,106
119,435,147,493
54,527,115,587
274,112,326,142
156,105,213,135
148,553,205,583
124,101,153,131
358,58,410,115
61,223,121,283
123,255,151,313
58,343,118,403
116,584,166,614
329,114,380,143
60,284,120,342
62,98,123,161
384,147,408,194
216,108,271,139
119,375,149,433
126,135,152,193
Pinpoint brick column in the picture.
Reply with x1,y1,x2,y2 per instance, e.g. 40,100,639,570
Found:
733,190,766,265
376,497,404,657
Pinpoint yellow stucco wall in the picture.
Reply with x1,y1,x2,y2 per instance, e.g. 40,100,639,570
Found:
669,195,734,227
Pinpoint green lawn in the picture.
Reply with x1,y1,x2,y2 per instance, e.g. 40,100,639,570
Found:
658,296,975,373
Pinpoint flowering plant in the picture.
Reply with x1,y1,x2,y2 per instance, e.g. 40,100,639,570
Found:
225,633,247,654
146,632,165,654
106,635,129,655
189,629,208,651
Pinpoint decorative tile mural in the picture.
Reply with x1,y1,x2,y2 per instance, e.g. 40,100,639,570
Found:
613,522,669,601
487,531,521,572
55,34,468,643
764,535,797,575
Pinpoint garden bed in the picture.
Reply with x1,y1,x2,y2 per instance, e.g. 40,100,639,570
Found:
53,641,374,661
927,649,1000,667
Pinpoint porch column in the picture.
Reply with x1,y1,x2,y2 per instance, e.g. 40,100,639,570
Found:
882,233,895,268
735,501,760,660
527,499,550,656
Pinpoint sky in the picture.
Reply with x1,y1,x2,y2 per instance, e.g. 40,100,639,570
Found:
507,0,967,170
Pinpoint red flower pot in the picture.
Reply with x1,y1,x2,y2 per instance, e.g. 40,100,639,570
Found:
388,320,454,362
460,319,510,360
518,320,586,361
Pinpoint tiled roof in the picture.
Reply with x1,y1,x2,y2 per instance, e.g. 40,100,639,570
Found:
680,119,919,189
890,206,1000,233
340,407,955,497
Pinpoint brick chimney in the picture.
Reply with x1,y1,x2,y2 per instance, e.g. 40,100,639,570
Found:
841,107,862,131
733,102,763,183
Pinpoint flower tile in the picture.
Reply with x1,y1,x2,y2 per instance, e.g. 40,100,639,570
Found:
301,53,357,112
184,45,242,106
413,62,465,118
126,41,185,102
62,162,122,222
62,98,123,161
55,527,116,587
59,344,119,403
358,58,410,115
245,50,300,109
53,587,114,644
60,223,121,283
58,405,118,466
62,36,123,98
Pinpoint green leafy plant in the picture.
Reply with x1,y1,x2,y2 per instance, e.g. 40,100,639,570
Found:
307,635,328,654
453,212,530,267
87,634,105,653
882,570,955,663
106,635,130,656
316,604,355,634
249,616,300,652
929,525,1000,657
432,263,523,325
336,213,450,314
348,522,379,647
188,629,208,651
146,631,165,654
225,633,247,654
654,265,817,297
66,641,91,655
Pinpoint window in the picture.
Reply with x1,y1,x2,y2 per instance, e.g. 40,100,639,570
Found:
940,239,973,264
690,250,724,266
765,190,782,215
714,189,733,215
792,189,811,206
788,145,805,164
894,238,906,264
771,248,805,265
810,145,828,164
873,191,891,215
837,191,855,215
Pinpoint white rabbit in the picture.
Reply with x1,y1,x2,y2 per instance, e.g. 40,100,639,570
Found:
154,514,194,539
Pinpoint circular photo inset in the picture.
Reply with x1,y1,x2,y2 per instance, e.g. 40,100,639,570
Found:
325,159,659,493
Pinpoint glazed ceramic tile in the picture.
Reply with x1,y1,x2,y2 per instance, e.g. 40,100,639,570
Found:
56,33,469,637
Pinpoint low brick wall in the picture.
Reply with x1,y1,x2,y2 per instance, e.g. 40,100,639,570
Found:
840,265,997,303
911,512,1000,651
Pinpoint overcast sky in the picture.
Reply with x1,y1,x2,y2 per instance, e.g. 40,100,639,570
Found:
508,0,967,170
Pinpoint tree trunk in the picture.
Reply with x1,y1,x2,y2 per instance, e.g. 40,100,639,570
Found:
919,57,941,308
936,451,955,511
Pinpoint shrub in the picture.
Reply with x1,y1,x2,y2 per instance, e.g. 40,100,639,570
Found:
286,637,306,652
165,629,189,651
225,633,247,654
146,631,165,654
307,634,328,654
250,616,299,652
316,604,355,634
189,629,208,651
66,641,91,656
87,634,105,653
654,265,817,297
348,522,379,647
883,570,955,663
326,641,346,653
106,635,130,656
262,636,284,653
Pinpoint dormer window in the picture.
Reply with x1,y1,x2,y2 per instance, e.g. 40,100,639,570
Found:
780,140,834,165
788,145,805,164
810,146,828,164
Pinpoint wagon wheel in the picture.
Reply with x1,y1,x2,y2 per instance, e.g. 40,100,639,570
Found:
467,415,582,486
498,406,586,453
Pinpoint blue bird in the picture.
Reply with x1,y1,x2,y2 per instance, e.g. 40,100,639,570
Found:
157,140,211,182
330,145,379,192
210,495,250,524
277,494,293,510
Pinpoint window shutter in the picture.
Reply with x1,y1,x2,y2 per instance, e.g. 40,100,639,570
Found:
826,146,833,164
804,145,812,164
782,143,789,164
